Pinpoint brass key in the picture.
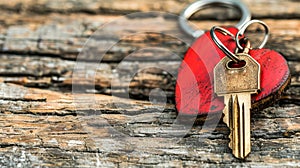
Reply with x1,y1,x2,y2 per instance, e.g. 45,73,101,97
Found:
214,49,261,159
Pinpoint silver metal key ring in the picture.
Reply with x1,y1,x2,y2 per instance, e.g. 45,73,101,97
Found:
179,0,251,38
210,26,241,62
235,19,270,50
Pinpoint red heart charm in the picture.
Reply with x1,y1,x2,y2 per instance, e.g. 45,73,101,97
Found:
175,27,290,115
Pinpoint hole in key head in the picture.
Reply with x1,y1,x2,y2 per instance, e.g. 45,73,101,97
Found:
227,60,246,68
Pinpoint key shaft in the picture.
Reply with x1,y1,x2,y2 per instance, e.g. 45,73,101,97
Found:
228,93,251,159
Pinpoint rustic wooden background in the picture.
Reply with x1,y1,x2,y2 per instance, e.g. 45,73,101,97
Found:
0,0,299,167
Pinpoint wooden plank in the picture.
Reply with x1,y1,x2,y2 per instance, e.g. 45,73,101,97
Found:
0,0,298,18
0,14,299,61
1,54,299,102
0,83,299,166
0,54,298,99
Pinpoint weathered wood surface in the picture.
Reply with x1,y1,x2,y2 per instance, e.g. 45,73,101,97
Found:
0,0,299,167
0,0,299,18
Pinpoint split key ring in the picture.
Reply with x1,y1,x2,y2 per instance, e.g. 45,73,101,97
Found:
210,20,270,62
179,0,251,38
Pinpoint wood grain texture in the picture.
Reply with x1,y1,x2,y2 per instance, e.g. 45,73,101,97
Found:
0,0,299,167
0,0,299,18
0,83,299,167
0,14,299,61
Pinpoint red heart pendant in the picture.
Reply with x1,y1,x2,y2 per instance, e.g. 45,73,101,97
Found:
175,27,290,115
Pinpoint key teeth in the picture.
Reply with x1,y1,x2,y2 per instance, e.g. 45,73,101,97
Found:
223,115,232,149
222,114,228,126
223,112,233,149
223,113,233,149
226,95,234,149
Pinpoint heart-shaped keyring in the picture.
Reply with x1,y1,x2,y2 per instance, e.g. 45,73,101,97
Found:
176,4,290,116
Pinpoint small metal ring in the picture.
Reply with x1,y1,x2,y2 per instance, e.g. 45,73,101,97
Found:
235,19,270,50
179,0,251,38
210,26,240,62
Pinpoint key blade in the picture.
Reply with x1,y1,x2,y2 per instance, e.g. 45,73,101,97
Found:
230,94,251,159
227,95,233,149
232,95,240,158
240,94,251,158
